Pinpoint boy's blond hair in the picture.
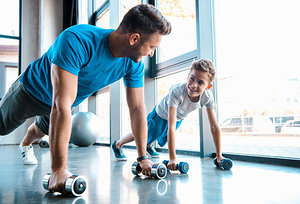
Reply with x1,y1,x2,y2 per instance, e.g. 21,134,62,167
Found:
190,59,216,83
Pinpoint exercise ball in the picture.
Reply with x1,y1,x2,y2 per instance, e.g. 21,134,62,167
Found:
70,112,100,147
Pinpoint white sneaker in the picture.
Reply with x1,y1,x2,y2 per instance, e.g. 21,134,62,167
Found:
19,144,38,165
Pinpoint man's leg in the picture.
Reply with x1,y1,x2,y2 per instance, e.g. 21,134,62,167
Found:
0,79,50,135
21,123,45,146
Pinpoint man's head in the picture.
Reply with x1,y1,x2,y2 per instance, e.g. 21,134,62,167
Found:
117,4,171,62
186,59,216,100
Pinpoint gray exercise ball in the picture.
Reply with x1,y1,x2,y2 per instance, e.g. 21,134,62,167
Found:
70,112,100,147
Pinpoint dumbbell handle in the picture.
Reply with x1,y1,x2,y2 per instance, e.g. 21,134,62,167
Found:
42,173,87,196
132,162,167,179
163,160,189,174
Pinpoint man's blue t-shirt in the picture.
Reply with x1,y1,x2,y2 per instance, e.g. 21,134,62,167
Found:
20,24,144,107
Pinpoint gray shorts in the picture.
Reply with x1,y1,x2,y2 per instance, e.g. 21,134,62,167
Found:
0,78,51,135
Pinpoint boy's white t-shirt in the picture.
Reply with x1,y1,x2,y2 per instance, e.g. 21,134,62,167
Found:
156,82,215,121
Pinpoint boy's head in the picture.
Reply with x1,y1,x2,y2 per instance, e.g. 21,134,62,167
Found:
117,4,171,63
186,59,216,101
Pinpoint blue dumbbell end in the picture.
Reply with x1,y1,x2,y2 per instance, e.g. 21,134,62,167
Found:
162,160,169,166
221,159,233,170
178,162,189,174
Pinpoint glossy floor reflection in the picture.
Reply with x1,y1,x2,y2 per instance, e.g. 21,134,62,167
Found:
0,145,300,204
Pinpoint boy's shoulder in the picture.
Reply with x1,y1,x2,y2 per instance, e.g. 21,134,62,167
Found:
169,82,186,92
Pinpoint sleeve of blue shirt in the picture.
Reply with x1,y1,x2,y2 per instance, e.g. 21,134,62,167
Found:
49,30,88,76
123,60,144,88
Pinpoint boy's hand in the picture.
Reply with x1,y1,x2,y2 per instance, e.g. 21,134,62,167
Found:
139,159,154,177
216,155,226,166
167,159,177,171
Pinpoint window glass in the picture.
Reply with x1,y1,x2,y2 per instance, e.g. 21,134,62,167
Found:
0,0,19,36
95,0,107,10
96,90,111,143
215,0,300,158
158,0,196,63
79,0,88,24
157,69,200,151
0,38,19,100
96,8,110,28
120,0,141,18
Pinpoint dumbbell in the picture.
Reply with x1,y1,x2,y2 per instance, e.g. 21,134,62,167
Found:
131,162,167,179
42,173,87,196
39,139,49,148
214,158,233,170
162,160,189,174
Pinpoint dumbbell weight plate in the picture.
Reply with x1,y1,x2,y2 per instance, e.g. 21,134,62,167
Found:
151,163,167,179
65,175,87,196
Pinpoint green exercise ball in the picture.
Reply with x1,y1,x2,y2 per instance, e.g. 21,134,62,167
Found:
70,112,100,147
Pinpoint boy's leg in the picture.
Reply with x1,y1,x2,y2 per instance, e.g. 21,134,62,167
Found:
146,143,160,158
111,133,135,161
115,133,135,148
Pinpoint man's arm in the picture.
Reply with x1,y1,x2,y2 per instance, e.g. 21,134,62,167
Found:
48,64,78,192
126,86,153,175
206,108,224,162
167,105,178,170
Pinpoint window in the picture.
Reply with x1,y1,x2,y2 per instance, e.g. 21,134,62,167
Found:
120,0,141,18
156,69,200,151
96,8,110,28
214,0,300,158
0,0,19,36
96,89,111,144
0,0,20,100
95,0,107,10
79,0,88,24
158,0,197,63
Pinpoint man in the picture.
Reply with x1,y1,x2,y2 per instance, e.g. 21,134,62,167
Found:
0,4,171,193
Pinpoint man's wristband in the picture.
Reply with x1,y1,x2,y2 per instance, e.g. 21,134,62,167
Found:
137,154,149,162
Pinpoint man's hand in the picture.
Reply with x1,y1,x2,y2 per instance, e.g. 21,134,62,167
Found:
139,159,154,177
48,169,72,195
167,159,177,171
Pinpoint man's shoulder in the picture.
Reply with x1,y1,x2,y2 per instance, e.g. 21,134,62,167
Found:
64,24,114,38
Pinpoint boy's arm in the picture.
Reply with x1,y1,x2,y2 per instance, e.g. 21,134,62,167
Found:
206,108,224,161
167,105,178,170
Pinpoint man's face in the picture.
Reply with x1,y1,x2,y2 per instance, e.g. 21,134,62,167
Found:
129,33,162,63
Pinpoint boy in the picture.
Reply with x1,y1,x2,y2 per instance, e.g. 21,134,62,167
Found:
112,59,225,170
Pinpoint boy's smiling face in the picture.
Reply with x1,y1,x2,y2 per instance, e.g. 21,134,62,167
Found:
186,69,213,102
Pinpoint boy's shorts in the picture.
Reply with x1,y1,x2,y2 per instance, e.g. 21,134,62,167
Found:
147,106,182,147
0,78,51,135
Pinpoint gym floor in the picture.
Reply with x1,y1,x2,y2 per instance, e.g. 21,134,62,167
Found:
0,145,300,204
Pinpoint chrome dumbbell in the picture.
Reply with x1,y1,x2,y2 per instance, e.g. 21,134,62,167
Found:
42,173,87,196
131,161,167,179
162,160,189,174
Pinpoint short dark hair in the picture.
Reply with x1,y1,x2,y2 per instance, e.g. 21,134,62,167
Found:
191,59,216,82
118,4,171,38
